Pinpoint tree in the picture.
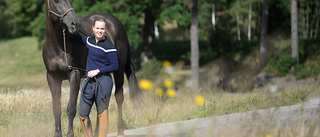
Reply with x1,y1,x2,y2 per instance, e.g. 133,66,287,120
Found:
291,0,299,63
0,0,10,38
190,0,199,91
248,0,252,41
140,0,163,65
298,0,320,38
0,0,44,38
259,0,269,68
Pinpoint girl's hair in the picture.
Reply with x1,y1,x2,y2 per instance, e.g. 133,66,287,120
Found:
92,16,107,26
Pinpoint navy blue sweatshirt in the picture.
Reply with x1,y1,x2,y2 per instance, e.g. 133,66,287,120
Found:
73,34,119,74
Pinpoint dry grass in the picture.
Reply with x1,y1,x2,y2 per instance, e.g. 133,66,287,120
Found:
1,83,320,137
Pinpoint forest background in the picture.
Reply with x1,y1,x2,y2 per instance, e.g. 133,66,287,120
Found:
1,0,320,136
0,0,320,90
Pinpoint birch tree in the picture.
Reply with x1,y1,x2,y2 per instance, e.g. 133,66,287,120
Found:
291,0,299,63
259,0,269,68
190,0,199,91
248,0,252,41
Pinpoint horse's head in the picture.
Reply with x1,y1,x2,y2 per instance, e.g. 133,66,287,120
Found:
47,0,80,34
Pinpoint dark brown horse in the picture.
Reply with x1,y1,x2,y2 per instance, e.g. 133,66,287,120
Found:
42,0,142,137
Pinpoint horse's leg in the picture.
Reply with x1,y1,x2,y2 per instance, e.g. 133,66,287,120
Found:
114,71,125,136
66,70,81,137
47,72,63,137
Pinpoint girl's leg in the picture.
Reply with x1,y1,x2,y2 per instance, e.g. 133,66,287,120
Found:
95,75,113,137
79,95,94,137
79,80,95,137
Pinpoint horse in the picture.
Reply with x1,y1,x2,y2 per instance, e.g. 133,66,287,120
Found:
42,0,142,137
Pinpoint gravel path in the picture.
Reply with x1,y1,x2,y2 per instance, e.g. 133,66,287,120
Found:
108,97,320,137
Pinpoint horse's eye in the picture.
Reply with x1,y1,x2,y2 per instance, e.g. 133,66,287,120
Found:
54,0,60,2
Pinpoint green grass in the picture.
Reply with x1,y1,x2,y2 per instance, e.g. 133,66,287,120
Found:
0,37,46,89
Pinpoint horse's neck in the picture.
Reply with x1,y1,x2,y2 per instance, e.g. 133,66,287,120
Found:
46,19,65,49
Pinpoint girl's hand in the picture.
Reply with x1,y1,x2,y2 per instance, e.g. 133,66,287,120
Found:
87,69,100,78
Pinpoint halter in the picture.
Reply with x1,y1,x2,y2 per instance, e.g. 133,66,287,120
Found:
47,0,75,70
47,0,74,22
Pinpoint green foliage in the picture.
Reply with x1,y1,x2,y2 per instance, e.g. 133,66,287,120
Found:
153,40,215,65
292,39,320,79
209,21,259,61
137,58,162,80
31,0,143,50
158,0,190,29
1,0,44,38
268,51,296,77
208,17,235,58
267,39,320,79
29,3,46,49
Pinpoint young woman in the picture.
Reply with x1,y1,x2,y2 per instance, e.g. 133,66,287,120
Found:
73,16,119,137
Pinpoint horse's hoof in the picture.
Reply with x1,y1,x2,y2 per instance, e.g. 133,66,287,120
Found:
54,132,62,137
117,135,125,137
66,132,74,137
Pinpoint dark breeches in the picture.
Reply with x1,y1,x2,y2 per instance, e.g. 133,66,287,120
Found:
79,74,113,116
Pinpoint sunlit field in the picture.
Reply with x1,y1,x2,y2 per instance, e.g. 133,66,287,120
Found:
1,80,320,136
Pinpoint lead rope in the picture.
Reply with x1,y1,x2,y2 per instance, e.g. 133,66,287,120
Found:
62,28,72,69
47,0,73,69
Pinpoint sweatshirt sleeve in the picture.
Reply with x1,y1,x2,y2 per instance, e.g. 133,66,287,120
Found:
71,34,87,45
99,50,119,74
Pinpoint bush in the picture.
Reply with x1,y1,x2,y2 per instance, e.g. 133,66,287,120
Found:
267,39,320,79
137,58,162,80
268,51,296,76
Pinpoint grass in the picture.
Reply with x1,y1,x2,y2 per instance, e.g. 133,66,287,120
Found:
1,37,320,136
1,84,320,137
0,37,47,89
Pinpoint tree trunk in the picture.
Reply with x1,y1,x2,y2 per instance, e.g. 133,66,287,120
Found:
237,0,241,41
315,1,320,38
259,0,269,68
248,1,252,41
190,0,199,91
212,1,216,29
291,0,299,63
141,7,155,65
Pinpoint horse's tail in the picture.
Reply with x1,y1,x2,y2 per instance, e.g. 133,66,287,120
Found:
125,46,144,107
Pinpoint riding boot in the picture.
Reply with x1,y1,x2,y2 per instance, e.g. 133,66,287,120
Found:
97,109,109,137
80,116,93,137
93,113,99,137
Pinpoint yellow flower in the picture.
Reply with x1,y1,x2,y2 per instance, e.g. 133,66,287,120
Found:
265,134,272,137
163,78,173,88
155,88,163,96
162,60,172,68
139,79,153,90
166,88,176,98
194,95,204,106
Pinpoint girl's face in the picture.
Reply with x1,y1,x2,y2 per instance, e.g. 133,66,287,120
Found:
92,21,106,42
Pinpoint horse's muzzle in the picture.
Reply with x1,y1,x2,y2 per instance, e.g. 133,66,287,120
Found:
69,20,80,34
